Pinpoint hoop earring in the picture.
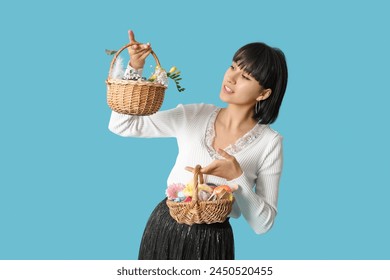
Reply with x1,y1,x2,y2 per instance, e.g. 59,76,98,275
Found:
255,101,261,115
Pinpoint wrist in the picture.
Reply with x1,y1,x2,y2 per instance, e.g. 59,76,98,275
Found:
226,170,243,181
129,60,145,70
226,171,246,185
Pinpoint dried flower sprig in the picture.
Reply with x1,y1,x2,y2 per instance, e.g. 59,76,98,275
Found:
167,66,185,92
105,49,117,55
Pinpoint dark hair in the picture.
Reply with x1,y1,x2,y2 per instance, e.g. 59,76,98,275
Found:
233,42,288,124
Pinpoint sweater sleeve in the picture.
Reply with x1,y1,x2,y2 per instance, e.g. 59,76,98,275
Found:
227,135,283,234
109,63,192,138
108,104,188,138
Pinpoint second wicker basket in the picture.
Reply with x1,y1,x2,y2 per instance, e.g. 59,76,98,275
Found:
166,165,234,225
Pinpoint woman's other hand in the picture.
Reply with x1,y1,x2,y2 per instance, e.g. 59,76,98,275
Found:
127,30,152,70
185,149,243,181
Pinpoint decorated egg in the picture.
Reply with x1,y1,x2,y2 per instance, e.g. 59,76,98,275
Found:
198,190,211,201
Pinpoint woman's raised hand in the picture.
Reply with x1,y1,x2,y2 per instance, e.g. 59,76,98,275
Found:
185,149,243,181
127,30,152,70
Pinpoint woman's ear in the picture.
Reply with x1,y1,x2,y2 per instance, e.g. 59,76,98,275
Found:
256,88,272,101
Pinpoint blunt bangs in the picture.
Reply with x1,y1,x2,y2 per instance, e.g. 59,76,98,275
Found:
233,43,276,89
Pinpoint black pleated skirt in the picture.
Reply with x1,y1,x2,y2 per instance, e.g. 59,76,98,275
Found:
138,198,235,260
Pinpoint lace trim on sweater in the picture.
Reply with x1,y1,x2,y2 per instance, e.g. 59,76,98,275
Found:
205,108,266,159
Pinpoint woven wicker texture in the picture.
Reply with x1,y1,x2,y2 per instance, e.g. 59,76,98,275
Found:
166,165,234,225
106,42,166,116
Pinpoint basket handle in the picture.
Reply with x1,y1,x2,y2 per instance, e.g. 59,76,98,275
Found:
107,42,162,79
192,165,204,203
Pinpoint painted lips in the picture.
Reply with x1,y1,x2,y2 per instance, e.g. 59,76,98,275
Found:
224,85,234,93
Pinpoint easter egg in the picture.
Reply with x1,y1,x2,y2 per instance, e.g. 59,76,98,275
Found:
214,185,232,193
212,185,233,201
198,190,211,201
198,184,214,194
177,191,186,200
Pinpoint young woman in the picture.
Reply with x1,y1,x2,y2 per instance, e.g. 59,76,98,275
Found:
108,30,288,260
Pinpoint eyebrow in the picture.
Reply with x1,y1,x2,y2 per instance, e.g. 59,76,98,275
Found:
233,61,253,75
240,68,254,79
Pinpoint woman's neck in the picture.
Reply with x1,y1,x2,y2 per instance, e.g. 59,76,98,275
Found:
218,105,257,131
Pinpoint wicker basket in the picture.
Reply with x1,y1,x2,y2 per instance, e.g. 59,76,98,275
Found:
106,42,167,116
166,165,234,225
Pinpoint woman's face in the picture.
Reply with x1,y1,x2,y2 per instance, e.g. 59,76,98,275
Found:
219,62,264,107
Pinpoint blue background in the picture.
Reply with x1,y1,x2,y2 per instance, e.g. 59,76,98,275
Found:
1,0,389,260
